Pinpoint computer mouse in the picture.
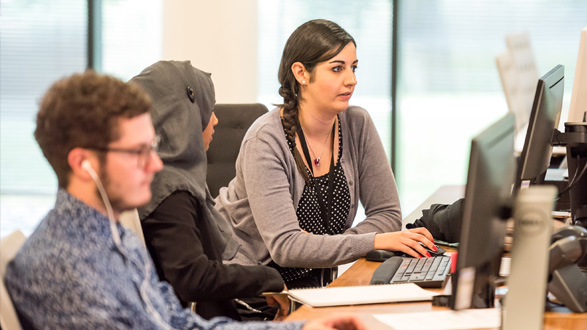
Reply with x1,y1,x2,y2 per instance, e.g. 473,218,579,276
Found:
421,242,446,257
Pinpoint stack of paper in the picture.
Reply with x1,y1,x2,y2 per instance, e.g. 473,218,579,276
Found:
287,283,438,308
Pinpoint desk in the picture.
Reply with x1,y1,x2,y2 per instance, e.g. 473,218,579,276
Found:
285,258,587,329
286,185,587,329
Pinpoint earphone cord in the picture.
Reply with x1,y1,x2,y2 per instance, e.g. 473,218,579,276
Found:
84,165,120,245
86,167,178,330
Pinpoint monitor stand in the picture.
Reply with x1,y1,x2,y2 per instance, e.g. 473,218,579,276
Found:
502,186,556,330
552,123,587,227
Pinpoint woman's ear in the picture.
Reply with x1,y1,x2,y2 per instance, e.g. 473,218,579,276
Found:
291,62,308,85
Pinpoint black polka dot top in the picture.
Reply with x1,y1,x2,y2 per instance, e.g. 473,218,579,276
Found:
273,116,351,285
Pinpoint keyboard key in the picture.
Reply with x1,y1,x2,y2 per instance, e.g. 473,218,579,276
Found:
389,256,451,288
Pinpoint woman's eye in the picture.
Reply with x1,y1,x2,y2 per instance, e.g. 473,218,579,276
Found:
351,65,358,73
332,66,342,72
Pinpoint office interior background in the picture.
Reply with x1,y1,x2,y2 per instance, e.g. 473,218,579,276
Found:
1,0,586,237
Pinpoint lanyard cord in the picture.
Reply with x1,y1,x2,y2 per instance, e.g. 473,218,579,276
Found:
297,119,337,233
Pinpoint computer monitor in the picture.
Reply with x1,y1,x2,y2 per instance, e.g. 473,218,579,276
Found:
568,27,587,123
513,65,565,193
450,113,516,310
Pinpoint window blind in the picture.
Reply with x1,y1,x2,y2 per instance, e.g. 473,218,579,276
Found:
1,0,87,195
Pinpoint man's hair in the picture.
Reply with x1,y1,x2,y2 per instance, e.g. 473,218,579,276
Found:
35,70,152,188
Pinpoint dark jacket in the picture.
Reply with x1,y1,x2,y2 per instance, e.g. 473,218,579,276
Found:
143,191,284,320
406,198,465,243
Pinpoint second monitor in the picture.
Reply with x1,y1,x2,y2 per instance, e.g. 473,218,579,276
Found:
451,112,516,310
514,64,565,193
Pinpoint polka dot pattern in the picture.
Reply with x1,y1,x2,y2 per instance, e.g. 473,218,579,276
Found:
274,117,350,283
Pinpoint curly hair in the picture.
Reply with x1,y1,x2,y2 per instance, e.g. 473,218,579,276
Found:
277,19,356,183
34,70,152,188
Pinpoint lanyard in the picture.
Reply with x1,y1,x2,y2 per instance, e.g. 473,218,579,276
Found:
297,119,337,233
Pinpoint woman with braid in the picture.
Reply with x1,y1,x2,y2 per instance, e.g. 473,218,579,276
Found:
215,19,436,297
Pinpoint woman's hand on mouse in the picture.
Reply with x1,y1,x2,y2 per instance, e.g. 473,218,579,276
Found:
373,228,436,258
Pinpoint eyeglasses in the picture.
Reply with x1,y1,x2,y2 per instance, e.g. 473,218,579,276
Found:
87,136,160,168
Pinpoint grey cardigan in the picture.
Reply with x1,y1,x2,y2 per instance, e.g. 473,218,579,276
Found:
215,106,402,268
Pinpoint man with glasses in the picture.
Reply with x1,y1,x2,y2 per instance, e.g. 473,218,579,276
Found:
4,70,365,330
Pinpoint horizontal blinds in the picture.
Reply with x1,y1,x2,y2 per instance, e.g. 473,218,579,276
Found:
100,0,162,81
0,0,87,194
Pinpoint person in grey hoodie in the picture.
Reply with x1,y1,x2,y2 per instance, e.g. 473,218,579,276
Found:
131,61,289,321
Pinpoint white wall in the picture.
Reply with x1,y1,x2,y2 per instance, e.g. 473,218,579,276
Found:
162,0,258,103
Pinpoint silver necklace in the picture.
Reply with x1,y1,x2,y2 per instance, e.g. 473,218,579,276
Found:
307,126,333,167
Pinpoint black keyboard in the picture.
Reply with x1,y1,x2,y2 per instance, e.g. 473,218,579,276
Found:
370,255,451,288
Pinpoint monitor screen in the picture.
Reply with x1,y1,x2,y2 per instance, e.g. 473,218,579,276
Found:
451,113,516,310
514,65,564,192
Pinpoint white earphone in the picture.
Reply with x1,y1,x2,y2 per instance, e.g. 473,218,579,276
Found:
81,160,95,175
80,158,176,329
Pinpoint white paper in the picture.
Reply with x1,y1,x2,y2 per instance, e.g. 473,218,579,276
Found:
287,283,438,307
373,308,502,330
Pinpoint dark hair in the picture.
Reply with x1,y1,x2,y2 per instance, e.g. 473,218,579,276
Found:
277,19,356,183
35,70,152,188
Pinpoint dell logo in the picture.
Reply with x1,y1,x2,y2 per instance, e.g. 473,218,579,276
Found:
517,210,546,236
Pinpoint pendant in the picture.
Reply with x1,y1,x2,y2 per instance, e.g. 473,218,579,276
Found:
314,158,320,167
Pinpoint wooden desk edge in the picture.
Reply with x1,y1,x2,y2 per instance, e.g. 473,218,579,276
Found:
285,258,587,330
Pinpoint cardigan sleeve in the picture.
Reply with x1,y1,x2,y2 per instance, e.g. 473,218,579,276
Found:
342,107,403,235
142,191,284,304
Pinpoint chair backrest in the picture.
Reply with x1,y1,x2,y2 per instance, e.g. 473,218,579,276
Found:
206,103,268,197
119,209,146,245
1,230,26,330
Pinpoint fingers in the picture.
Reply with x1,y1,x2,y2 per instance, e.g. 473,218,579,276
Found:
266,294,290,320
302,314,367,330
407,227,434,244
274,294,291,316
395,235,428,258
265,296,277,307
373,229,438,258
328,315,367,330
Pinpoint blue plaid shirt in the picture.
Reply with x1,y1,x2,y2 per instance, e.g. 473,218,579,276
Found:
5,189,303,330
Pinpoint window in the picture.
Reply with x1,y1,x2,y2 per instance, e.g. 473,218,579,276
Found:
0,0,162,237
100,0,162,81
396,1,587,215
0,0,87,236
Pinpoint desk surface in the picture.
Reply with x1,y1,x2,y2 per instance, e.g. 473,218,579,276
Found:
286,185,587,329
285,258,587,329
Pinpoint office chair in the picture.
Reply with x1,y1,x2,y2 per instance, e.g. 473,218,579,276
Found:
206,103,268,197
1,230,26,330
119,209,146,246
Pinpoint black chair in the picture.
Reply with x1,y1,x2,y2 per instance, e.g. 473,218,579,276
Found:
206,103,269,198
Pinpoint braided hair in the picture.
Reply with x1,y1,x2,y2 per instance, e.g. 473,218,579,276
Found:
277,19,356,183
